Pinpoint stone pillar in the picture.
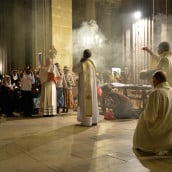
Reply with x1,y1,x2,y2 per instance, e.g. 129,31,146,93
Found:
0,0,8,74
51,0,72,69
32,0,52,68
98,0,117,40
85,0,96,21
9,0,26,70
97,0,122,68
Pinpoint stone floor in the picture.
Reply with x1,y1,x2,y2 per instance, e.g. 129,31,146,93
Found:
1,112,172,172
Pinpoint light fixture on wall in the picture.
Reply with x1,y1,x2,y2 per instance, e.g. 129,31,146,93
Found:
133,11,142,20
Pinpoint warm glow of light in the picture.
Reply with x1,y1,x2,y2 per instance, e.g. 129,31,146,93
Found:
133,11,142,20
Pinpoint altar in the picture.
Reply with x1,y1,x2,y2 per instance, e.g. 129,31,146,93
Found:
110,83,152,109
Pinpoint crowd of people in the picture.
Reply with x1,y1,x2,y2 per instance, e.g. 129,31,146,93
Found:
1,43,172,154
0,51,127,119
0,66,36,117
0,60,77,117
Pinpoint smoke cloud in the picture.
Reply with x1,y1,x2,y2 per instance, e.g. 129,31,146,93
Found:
73,20,110,71
72,13,172,84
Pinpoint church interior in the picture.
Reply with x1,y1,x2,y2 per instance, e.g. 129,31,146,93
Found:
1,0,172,171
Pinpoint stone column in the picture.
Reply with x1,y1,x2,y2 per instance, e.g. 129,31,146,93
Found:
51,0,72,68
85,0,96,21
0,0,8,74
32,0,52,68
97,0,122,68
97,0,118,40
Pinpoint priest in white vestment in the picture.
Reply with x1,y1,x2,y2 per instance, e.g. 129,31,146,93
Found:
133,71,172,155
39,57,60,116
73,49,100,126
141,41,172,86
